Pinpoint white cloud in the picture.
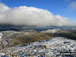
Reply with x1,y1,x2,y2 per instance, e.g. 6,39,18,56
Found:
0,3,75,26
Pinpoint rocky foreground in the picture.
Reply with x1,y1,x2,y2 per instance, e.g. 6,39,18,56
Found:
0,37,76,57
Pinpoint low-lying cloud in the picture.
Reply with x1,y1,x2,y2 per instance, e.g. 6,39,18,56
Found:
0,3,75,26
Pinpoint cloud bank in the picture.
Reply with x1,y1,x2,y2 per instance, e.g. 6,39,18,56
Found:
0,3,75,26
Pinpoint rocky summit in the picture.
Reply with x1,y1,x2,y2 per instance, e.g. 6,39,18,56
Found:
0,37,76,57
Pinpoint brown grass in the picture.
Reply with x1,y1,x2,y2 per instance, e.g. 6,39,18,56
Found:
11,33,52,46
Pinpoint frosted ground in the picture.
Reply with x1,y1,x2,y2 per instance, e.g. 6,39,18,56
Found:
0,37,76,57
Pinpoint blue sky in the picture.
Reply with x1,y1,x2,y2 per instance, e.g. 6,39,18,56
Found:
0,0,76,22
